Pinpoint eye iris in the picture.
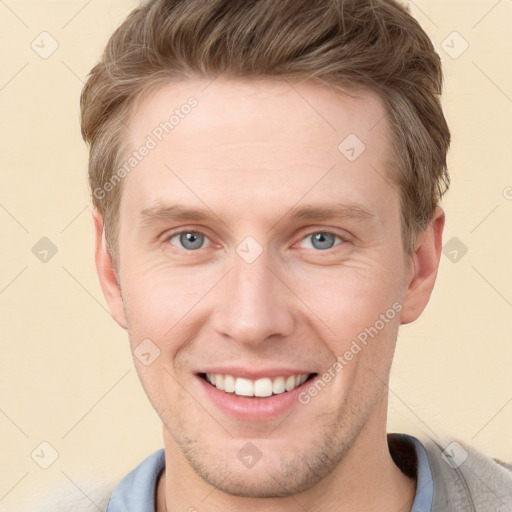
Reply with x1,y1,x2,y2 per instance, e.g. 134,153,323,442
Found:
311,232,335,250
180,232,204,250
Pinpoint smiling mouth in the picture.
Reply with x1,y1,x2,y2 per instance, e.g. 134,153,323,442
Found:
199,372,317,398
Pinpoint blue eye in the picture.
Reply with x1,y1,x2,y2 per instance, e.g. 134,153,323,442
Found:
169,231,209,250
300,232,341,250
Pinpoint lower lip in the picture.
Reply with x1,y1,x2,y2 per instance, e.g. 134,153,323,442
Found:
197,375,313,421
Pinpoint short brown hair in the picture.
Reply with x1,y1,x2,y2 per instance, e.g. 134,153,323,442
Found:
80,0,450,262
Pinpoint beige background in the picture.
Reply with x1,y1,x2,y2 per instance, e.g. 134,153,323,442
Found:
0,0,511,509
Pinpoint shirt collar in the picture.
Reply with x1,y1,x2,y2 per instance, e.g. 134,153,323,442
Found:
108,434,434,511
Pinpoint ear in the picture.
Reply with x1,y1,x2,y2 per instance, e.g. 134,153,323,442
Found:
400,207,445,325
92,210,128,329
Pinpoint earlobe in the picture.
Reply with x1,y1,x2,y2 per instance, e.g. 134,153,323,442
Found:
92,210,128,329
400,207,445,325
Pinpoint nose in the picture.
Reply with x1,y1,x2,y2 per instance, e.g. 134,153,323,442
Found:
211,250,295,347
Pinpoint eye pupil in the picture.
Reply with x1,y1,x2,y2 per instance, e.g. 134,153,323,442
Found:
311,232,335,250
180,232,204,250
174,232,338,251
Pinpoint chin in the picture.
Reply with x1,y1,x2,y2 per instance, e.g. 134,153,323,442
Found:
195,462,323,498
177,433,349,498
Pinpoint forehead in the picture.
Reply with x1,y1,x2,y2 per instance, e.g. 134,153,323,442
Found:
129,78,390,153
121,78,397,225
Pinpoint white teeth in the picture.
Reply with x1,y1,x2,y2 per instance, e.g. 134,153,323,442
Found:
235,378,254,396
224,374,236,393
215,374,224,391
272,376,286,394
204,373,310,397
254,378,273,397
285,375,296,391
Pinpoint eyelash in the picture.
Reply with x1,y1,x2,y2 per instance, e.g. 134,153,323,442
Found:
165,229,345,252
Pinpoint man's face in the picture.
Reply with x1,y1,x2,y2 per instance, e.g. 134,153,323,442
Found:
98,78,425,496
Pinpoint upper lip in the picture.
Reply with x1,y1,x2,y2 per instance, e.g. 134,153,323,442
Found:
197,367,315,380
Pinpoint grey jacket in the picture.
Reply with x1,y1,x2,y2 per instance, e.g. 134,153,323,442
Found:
29,435,512,511
422,436,512,511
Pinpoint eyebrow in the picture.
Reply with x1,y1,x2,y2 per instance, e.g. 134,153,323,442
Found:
140,204,211,224
286,204,375,222
139,202,375,227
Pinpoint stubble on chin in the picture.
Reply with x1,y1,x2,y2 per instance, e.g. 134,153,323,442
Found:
165,396,376,499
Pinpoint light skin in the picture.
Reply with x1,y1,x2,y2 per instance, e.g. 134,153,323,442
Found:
94,78,444,512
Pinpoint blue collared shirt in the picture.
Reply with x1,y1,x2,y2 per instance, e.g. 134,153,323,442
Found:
107,433,433,511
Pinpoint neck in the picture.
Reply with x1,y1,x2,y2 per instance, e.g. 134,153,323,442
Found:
156,399,416,512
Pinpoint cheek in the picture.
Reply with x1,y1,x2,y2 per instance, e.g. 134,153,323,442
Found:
289,261,404,338
120,261,225,385
121,260,214,331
